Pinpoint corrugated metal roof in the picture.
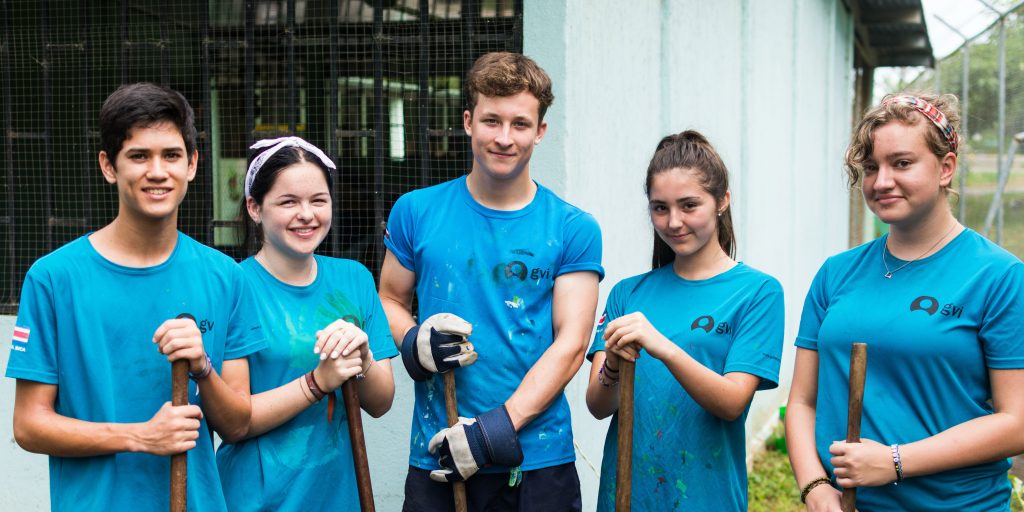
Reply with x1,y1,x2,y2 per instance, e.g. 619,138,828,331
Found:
850,0,934,67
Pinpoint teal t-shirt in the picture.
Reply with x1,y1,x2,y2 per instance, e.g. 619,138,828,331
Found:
5,233,266,512
796,229,1024,511
587,263,784,512
385,176,604,472
216,255,398,511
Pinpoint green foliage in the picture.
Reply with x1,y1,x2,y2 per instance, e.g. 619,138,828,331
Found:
899,10,1024,153
962,191,1024,259
1011,475,1024,512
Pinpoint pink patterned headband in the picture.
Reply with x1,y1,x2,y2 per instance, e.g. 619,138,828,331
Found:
882,95,960,153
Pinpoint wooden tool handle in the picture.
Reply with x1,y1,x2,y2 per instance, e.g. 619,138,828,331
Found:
841,343,868,512
615,360,636,512
342,380,376,512
170,359,189,512
442,371,468,512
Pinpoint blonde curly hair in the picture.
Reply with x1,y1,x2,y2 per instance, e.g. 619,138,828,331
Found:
845,92,961,190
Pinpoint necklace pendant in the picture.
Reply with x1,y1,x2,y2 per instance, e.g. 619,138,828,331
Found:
884,272,893,279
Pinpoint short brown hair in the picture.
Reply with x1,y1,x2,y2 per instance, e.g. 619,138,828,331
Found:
464,52,554,121
845,92,960,190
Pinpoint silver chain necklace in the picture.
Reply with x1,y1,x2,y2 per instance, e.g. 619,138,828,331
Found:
881,223,958,279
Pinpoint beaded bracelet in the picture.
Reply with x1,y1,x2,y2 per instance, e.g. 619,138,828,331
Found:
891,444,904,484
188,352,213,382
800,476,832,503
305,371,326,401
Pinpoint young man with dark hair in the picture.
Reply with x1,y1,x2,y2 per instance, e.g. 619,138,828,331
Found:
380,52,602,511
6,82,265,511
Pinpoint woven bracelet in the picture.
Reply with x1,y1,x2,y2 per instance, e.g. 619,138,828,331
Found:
800,476,832,503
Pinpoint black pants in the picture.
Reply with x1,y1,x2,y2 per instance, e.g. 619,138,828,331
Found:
402,463,583,512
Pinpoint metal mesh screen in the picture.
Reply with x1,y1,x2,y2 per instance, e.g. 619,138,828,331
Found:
905,8,1024,259
1,0,523,312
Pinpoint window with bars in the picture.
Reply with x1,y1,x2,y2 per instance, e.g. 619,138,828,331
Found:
0,0,524,313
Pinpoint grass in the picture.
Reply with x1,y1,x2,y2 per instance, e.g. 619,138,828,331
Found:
748,431,1024,511
748,446,801,512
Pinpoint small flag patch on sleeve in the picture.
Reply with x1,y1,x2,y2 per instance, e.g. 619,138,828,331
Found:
12,326,30,344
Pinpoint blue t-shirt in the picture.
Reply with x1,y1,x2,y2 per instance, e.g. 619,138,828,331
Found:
796,229,1024,511
384,176,604,471
5,233,266,512
587,263,784,512
216,255,398,511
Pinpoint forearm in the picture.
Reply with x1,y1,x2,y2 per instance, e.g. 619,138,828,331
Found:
197,371,251,442
14,409,145,457
356,359,395,417
505,336,586,430
658,344,754,421
900,412,1024,478
381,298,416,347
786,400,829,487
237,376,315,440
379,251,418,347
585,352,619,419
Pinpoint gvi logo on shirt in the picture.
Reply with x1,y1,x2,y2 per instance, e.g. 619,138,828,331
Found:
499,260,553,282
690,315,732,335
909,295,964,318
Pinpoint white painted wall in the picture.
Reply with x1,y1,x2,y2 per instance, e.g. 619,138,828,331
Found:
1,1,857,510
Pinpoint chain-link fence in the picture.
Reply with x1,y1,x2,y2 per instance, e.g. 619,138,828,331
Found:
903,3,1024,259
0,0,523,313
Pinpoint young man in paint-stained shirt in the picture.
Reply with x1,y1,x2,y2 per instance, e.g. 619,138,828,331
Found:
379,52,603,511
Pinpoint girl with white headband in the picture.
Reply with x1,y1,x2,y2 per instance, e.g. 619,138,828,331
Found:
217,136,398,510
787,93,1024,511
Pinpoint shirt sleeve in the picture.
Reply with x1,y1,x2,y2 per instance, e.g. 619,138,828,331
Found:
357,264,399,360
5,265,60,384
224,267,267,360
723,277,785,390
586,280,627,360
980,261,1024,369
795,260,831,351
383,192,417,271
558,211,604,280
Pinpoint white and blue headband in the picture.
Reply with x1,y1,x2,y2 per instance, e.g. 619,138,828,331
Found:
244,136,336,198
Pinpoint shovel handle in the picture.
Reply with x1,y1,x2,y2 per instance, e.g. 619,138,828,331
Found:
442,371,468,512
170,359,188,512
615,359,636,512
342,380,376,512
841,343,868,512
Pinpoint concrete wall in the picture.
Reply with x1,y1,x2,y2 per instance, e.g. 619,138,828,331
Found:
1,1,856,510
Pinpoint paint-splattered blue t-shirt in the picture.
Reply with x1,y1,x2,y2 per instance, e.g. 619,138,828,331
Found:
588,263,784,512
5,233,266,512
796,229,1024,512
385,176,604,472
217,255,397,511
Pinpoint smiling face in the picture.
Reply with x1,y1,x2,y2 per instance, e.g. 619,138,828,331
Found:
464,91,547,184
247,160,332,261
99,121,197,225
861,120,955,230
648,167,729,260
